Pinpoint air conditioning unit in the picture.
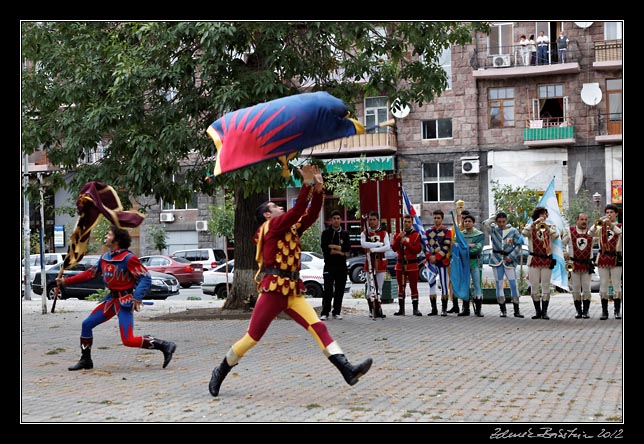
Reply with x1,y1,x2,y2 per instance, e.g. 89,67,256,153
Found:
159,212,175,223
461,159,480,175
492,54,511,68
195,220,209,232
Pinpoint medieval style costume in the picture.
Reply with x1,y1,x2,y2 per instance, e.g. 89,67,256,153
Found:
391,219,423,316
562,220,595,318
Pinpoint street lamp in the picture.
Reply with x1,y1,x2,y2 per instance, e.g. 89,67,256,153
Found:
592,192,601,209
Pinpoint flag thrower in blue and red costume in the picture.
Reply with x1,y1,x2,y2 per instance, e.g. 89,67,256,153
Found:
51,181,146,313
206,91,393,178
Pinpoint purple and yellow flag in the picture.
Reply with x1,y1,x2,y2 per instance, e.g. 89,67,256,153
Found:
61,181,145,271
206,92,365,177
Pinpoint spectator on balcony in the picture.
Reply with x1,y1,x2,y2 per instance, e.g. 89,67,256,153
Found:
557,31,569,63
537,31,549,65
528,34,537,65
519,35,530,66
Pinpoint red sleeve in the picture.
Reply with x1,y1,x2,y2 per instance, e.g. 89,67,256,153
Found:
63,268,98,285
391,233,401,252
269,184,314,235
406,233,422,255
297,186,324,234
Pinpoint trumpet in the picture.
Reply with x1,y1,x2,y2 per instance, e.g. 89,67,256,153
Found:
456,199,465,229
594,216,609,228
536,221,549,232
565,262,574,272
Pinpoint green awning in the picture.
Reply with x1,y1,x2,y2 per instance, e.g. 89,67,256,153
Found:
290,155,395,186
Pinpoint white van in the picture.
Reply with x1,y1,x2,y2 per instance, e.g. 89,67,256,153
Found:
171,248,226,271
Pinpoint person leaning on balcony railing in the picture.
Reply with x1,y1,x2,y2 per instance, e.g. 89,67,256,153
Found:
537,31,549,65
557,31,569,63
528,34,537,65
519,35,530,66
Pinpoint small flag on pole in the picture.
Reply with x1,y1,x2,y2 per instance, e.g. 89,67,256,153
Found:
401,187,437,285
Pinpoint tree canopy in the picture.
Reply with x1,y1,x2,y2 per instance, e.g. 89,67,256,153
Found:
22,21,488,309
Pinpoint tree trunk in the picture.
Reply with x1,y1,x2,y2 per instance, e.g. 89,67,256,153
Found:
222,189,268,310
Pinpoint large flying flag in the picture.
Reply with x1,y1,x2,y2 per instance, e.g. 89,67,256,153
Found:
206,92,368,177
449,211,471,300
60,181,146,272
531,178,568,291
401,187,437,285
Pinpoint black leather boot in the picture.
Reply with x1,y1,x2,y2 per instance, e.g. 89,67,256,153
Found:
574,300,583,319
367,299,373,318
393,299,405,316
209,357,236,397
427,298,438,316
474,299,484,317
69,339,93,371
412,300,423,316
457,300,470,316
329,354,373,386
513,302,524,318
600,299,609,320
531,300,542,319
541,300,550,320
499,302,507,318
143,336,177,368
582,299,591,319
441,298,448,316
447,297,459,313
614,299,622,319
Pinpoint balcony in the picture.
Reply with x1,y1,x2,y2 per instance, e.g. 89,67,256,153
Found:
593,40,622,70
523,118,575,147
471,42,581,79
301,127,397,157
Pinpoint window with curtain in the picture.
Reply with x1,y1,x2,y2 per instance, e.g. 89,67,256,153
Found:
488,87,515,128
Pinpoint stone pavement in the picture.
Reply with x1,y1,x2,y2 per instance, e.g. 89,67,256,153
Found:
20,293,623,428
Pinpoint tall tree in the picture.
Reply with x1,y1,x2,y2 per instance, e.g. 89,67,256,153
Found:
21,21,488,309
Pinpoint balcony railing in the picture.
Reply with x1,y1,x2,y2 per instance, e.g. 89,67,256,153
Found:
523,117,575,144
301,126,397,156
594,40,622,63
471,41,581,70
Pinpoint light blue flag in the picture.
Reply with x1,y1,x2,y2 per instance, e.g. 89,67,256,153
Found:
530,178,568,291
401,188,438,285
449,211,471,300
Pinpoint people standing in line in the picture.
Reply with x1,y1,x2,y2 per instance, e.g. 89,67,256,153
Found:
483,212,524,318
208,165,372,397
360,210,390,318
460,214,485,317
561,213,595,319
519,34,530,66
56,225,177,371
425,209,453,316
589,204,623,320
557,31,569,63
320,209,351,320
536,31,549,65
522,207,560,320
528,34,537,65
391,214,423,316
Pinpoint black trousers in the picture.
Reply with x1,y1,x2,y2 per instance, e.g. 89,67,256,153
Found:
322,268,347,316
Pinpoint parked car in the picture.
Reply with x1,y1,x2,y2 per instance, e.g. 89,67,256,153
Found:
481,245,531,285
139,254,204,288
170,248,226,271
22,253,66,288
202,260,350,299
31,255,180,300
299,251,325,269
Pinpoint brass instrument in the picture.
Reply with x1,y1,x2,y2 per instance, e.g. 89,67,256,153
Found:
536,221,548,232
566,261,574,280
594,219,604,228
456,199,465,229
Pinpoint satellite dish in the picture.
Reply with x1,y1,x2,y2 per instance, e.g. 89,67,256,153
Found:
574,22,593,29
574,162,584,194
390,98,410,119
581,83,602,106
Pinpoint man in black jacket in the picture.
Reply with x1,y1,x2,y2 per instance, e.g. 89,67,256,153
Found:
320,210,351,320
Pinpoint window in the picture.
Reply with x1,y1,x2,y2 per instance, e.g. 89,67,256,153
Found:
438,47,452,90
532,84,567,123
606,78,622,121
422,162,454,202
162,175,199,210
604,22,622,40
489,23,514,55
488,88,515,128
365,96,389,134
422,119,452,140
